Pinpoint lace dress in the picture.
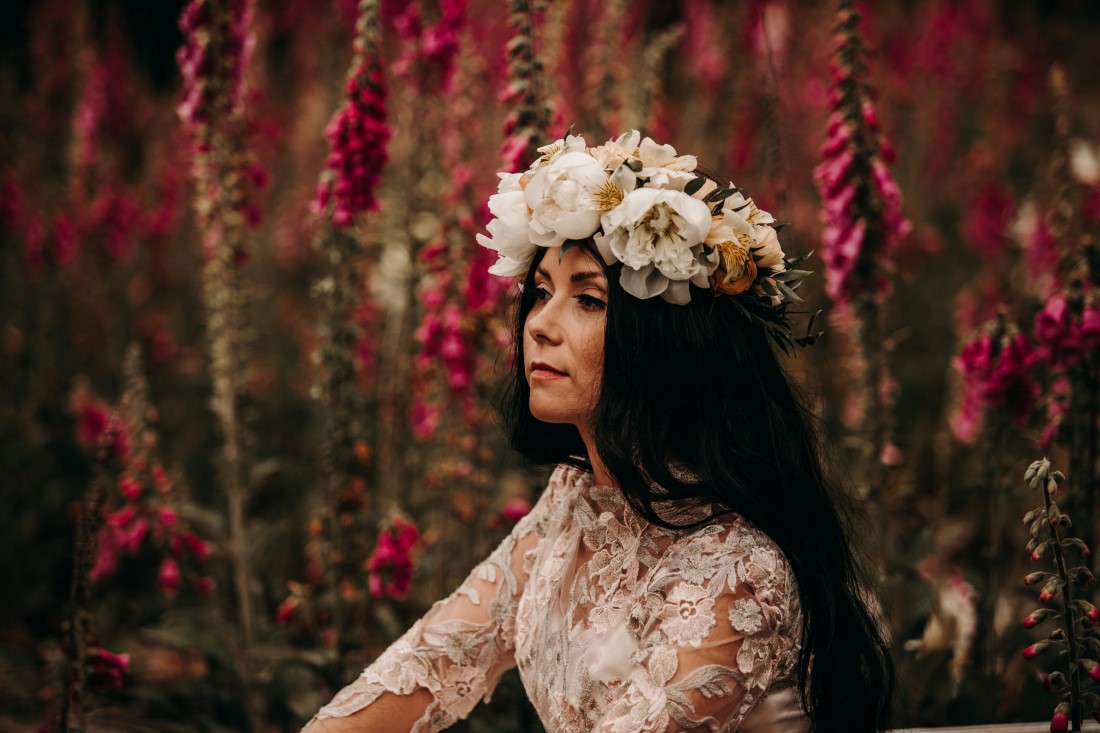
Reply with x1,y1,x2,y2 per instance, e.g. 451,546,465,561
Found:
308,463,809,732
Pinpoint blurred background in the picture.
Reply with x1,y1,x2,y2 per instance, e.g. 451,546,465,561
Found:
2,0,1099,730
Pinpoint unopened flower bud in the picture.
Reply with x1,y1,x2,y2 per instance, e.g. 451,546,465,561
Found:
1023,640,1052,659
1025,572,1046,586
1083,659,1100,682
1023,609,1050,628
1040,578,1062,603
1081,601,1100,622
1051,710,1069,732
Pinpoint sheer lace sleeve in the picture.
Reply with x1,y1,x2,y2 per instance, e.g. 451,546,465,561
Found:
305,481,555,733
592,520,802,732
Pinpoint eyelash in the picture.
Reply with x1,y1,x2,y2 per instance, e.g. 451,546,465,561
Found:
533,286,606,311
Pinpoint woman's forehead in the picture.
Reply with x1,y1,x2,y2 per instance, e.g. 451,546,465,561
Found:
536,247,607,284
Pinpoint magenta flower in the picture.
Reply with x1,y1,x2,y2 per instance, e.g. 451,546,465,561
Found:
1035,294,1100,370
86,647,131,692
411,399,440,438
159,557,182,595
500,497,530,525
965,184,1012,259
313,1,392,227
814,4,911,308
952,323,1040,443
366,518,419,599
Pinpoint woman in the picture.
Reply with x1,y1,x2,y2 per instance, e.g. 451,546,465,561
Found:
304,131,894,732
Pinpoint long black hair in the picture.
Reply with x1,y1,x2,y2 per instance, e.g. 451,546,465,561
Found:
499,240,895,732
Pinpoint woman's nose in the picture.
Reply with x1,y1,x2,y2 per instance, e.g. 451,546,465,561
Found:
526,295,563,344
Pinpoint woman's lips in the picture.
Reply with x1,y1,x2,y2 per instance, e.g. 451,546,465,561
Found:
530,363,567,380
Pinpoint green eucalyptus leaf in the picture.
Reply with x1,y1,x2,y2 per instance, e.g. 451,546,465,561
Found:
684,175,708,197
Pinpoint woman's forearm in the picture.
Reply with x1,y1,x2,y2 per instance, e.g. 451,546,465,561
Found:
302,688,435,733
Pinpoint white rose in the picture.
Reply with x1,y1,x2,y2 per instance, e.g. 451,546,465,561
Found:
475,189,534,277
593,188,713,304
523,152,608,246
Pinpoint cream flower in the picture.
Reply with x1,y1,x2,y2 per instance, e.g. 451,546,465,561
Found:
722,189,776,227
594,188,713,304
476,187,535,277
524,152,609,246
531,133,588,169
752,226,785,271
707,215,758,296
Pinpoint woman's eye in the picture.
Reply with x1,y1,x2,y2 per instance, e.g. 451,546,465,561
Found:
576,294,606,311
533,286,551,301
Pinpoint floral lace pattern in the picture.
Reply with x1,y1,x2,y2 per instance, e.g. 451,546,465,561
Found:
308,463,806,732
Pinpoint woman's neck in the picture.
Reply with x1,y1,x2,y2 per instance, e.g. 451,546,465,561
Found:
578,424,616,488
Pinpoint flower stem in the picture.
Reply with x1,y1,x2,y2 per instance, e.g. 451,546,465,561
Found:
1043,478,1083,730
62,422,114,732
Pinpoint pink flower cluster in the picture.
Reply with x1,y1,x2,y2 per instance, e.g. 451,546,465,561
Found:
70,390,130,464
366,517,419,599
313,60,391,227
1034,293,1100,370
391,0,466,94
964,184,1013,259
951,327,1039,443
815,100,911,305
415,302,472,394
85,647,131,692
177,0,255,128
91,472,213,598
70,383,213,596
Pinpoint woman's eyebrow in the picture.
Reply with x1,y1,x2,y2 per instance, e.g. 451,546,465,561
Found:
570,271,606,285
535,266,607,286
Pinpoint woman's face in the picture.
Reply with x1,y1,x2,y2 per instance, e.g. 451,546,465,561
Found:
523,245,607,432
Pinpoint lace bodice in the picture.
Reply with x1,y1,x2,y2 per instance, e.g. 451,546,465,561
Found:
308,463,808,732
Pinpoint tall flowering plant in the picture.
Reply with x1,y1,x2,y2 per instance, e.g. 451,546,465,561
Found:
500,0,552,172
61,348,212,730
813,0,911,507
1021,458,1100,732
284,0,392,673
1032,65,1100,568
177,0,262,650
950,311,1039,672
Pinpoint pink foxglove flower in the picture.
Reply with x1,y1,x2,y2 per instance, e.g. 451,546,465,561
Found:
813,4,910,308
1035,293,1100,370
159,557,182,595
951,321,1039,443
313,0,392,227
366,518,419,599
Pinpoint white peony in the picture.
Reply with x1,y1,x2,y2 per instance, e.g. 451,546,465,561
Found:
590,130,698,191
594,188,713,304
475,188,535,277
524,152,609,247
530,133,588,169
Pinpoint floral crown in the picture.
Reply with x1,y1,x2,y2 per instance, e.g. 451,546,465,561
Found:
477,130,818,349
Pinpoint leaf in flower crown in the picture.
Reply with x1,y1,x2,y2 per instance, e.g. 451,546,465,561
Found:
684,175,708,197
774,269,812,282
775,280,804,303
705,187,739,204
773,222,791,232
559,240,578,263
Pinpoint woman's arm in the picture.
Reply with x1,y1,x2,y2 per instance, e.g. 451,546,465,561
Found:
301,481,554,733
303,689,433,733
